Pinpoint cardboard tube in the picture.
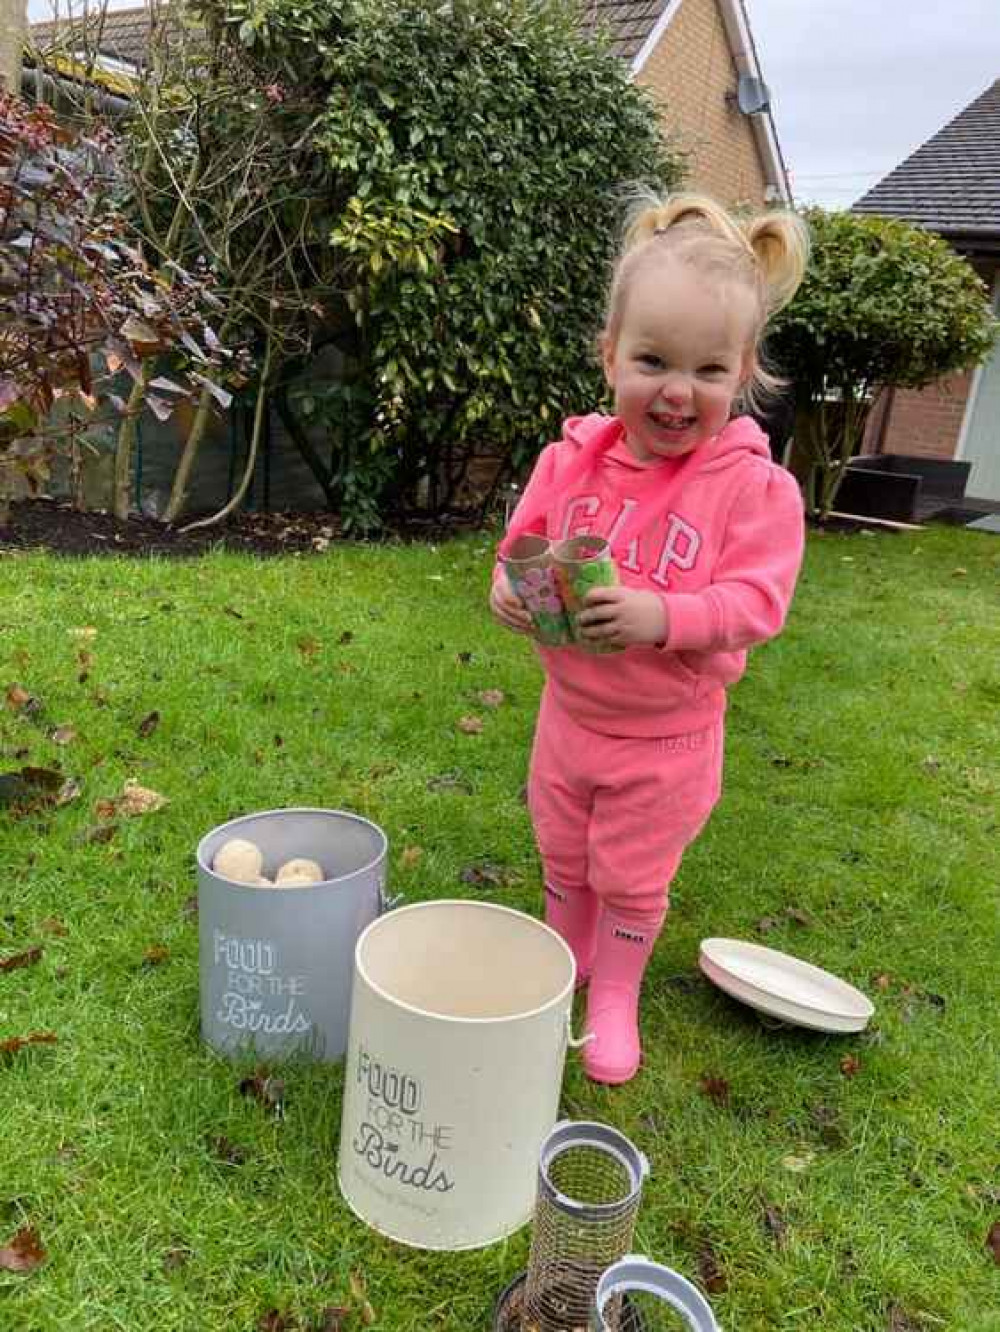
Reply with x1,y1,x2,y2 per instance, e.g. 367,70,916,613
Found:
552,535,622,654
502,535,573,647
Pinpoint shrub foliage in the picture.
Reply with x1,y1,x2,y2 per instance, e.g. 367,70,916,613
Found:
129,0,680,526
768,208,999,516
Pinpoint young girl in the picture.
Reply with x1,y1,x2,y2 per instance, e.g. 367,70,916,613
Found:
490,193,810,1085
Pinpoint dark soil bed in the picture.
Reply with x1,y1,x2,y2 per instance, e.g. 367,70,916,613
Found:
0,498,482,557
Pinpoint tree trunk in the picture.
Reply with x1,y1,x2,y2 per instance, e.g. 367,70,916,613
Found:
0,0,27,99
178,333,276,533
161,384,216,524
112,370,148,520
790,396,873,519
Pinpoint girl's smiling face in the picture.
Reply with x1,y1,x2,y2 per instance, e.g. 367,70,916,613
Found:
602,258,755,464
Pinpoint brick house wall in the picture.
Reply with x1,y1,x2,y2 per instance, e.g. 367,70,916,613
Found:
871,372,975,460
863,258,998,461
635,0,769,208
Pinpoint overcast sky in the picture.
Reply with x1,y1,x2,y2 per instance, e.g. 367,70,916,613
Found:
26,0,1000,211
750,0,1000,207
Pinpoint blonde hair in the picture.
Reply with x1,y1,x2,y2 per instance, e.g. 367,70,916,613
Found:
604,191,810,416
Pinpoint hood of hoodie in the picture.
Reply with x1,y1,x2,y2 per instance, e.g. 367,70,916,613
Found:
561,412,772,482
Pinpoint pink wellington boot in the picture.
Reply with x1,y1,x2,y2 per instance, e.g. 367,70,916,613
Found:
583,909,662,1085
544,883,600,987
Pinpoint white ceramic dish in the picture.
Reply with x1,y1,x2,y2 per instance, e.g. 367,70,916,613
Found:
698,938,875,1033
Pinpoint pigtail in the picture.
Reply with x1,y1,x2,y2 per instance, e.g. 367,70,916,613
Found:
745,212,810,314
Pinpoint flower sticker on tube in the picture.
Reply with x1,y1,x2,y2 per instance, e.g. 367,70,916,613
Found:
553,535,622,654
502,534,573,646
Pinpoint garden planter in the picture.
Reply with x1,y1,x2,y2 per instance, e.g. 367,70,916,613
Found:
836,461,923,522
197,808,388,1062
337,900,575,1250
841,453,973,522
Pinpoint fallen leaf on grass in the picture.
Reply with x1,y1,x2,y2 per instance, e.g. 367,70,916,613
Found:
987,1220,1000,1265
68,626,97,641
56,777,82,807
951,567,968,577
349,1271,377,1325
900,985,946,1019
5,684,41,714
50,725,77,746
781,1151,815,1173
872,972,893,991
699,1074,730,1108
239,1068,285,1114
426,772,472,795
0,766,65,815
460,862,518,891
810,1103,846,1146
317,1308,349,1332
0,1032,57,1056
755,905,812,934
457,715,484,734
297,636,321,660
82,822,118,845
0,1226,46,1273
142,945,170,968
39,917,68,937
887,1304,926,1332
762,1202,788,1249
0,946,43,973
138,711,161,739
840,1053,861,1078
162,1245,192,1272
258,1312,297,1332
696,1242,727,1294
400,846,423,868
208,1134,249,1165
769,753,821,770
478,689,506,708
96,780,168,821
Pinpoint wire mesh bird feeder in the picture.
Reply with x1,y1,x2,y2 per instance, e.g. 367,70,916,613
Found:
502,1120,648,1332
591,1256,721,1332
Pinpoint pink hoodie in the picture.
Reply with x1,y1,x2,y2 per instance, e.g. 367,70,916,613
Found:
499,412,805,738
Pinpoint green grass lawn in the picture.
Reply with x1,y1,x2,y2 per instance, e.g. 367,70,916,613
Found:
1,523,998,1331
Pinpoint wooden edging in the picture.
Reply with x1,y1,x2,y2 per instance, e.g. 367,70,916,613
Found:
827,511,926,532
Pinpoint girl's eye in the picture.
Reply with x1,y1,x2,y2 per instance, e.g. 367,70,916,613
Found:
637,354,663,369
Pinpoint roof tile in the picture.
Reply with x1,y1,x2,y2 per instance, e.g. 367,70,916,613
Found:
854,78,1000,237
579,0,669,61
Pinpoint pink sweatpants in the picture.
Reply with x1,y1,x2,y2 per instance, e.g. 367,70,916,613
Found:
527,687,724,920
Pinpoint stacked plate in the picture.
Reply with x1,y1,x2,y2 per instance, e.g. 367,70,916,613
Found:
698,938,875,1033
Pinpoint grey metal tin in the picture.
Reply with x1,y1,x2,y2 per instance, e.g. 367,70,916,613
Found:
197,808,388,1062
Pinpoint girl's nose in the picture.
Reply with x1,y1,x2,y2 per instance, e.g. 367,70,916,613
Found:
659,373,690,406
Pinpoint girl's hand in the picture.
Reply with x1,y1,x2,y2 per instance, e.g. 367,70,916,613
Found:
577,586,668,648
490,572,534,635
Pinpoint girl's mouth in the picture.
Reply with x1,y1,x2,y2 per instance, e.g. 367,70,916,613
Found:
649,411,695,433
